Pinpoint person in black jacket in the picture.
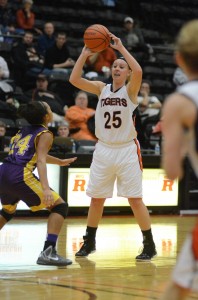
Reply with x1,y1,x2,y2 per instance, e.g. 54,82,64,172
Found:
44,32,75,80
11,31,45,87
32,74,66,123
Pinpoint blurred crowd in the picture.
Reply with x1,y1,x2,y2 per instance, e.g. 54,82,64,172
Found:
0,0,180,153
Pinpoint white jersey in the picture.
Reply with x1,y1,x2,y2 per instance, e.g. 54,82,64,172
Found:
95,84,138,145
177,80,198,177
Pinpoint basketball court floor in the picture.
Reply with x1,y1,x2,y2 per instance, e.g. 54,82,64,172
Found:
0,215,197,299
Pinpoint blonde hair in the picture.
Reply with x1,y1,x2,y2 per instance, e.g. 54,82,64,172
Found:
176,19,198,72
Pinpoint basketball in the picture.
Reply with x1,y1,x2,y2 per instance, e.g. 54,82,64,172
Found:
83,24,110,52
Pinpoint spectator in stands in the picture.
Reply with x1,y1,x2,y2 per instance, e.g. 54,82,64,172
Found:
0,55,9,78
37,22,55,56
32,73,66,123
0,120,10,152
85,47,117,81
0,0,17,38
0,58,19,119
11,31,49,87
44,32,75,80
65,90,97,141
121,16,155,62
136,80,161,148
57,121,69,137
16,0,41,35
137,80,162,122
0,120,6,136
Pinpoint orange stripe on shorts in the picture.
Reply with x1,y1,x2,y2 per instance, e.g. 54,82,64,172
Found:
134,138,143,171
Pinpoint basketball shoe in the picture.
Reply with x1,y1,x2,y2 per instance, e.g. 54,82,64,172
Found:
75,235,96,257
136,242,157,261
37,246,72,266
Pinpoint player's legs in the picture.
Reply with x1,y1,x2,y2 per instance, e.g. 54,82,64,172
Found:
76,142,115,257
129,198,156,260
75,197,105,257
116,140,156,260
129,198,151,230
87,198,106,227
160,282,190,300
37,196,72,266
0,208,16,229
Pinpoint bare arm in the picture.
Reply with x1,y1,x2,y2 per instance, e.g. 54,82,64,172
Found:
110,33,142,103
161,93,196,180
69,46,105,96
46,154,77,166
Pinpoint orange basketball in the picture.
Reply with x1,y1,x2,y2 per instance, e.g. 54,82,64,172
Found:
83,24,110,52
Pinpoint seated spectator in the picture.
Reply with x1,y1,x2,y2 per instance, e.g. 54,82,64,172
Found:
16,0,41,35
44,32,75,80
37,22,55,56
56,121,69,137
11,31,48,87
65,90,97,141
0,67,19,120
0,55,10,78
0,0,21,40
0,120,11,152
121,16,155,62
85,47,117,81
32,73,66,123
50,121,75,154
137,80,162,123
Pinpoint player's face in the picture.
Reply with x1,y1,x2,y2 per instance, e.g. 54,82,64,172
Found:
111,59,130,82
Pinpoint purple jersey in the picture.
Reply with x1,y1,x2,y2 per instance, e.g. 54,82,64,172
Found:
5,125,53,172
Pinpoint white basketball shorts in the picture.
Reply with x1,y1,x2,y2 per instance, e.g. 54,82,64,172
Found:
86,139,143,199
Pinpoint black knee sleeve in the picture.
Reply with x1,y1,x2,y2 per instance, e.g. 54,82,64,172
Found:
51,202,68,219
0,209,15,222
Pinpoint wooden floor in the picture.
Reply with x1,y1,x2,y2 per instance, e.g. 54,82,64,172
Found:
0,215,197,300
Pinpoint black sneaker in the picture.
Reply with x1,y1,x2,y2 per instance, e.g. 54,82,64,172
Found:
136,242,157,261
75,236,96,257
37,246,72,266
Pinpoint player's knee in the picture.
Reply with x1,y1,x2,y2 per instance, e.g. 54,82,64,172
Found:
0,209,15,222
51,202,68,219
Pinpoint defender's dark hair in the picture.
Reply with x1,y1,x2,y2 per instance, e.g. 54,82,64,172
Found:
17,101,48,125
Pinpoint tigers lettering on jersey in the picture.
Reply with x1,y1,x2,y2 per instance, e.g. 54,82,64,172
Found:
101,97,127,107
95,84,138,144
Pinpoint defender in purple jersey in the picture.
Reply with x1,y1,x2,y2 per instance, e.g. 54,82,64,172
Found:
0,101,77,266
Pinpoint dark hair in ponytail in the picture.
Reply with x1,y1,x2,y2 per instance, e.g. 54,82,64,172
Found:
17,101,48,125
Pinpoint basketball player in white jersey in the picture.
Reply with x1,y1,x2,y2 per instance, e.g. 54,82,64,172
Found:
160,20,198,300
69,33,156,260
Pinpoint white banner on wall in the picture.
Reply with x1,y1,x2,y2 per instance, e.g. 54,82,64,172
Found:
67,168,178,207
